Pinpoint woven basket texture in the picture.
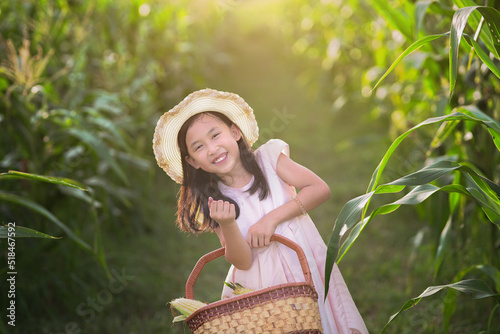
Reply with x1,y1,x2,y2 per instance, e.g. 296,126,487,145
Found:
188,285,322,333
184,235,323,334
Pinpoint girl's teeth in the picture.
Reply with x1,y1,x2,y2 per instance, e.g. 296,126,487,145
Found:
214,154,226,163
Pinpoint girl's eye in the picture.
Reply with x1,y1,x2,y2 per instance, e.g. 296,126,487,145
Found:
195,144,203,151
213,132,220,139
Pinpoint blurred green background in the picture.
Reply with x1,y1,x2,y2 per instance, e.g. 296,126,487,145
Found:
1,0,499,333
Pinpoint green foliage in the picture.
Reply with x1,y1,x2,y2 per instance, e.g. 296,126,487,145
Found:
0,170,88,190
0,0,225,331
325,110,500,282
0,225,60,239
325,1,500,332
382,279,500,333
0,189,92,250
2,0,500,332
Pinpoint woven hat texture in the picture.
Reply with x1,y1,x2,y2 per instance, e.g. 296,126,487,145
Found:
153,88,259,183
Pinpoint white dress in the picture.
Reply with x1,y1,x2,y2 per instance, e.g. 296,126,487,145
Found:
218,139,368,334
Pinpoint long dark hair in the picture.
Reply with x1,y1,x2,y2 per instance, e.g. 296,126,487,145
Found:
176,112,269,233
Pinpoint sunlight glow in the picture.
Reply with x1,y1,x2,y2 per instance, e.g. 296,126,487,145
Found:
31,85,42,94
139,4,150,16
361,86,371,97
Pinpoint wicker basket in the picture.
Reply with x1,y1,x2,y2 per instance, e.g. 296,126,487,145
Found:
184,234,323,333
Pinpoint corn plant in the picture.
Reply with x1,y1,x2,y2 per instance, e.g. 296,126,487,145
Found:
326,108,500,331
0,171,92,245
0,0,227,330
326,1,500,332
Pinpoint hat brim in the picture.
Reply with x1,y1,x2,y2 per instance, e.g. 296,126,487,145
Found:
153,88,259,184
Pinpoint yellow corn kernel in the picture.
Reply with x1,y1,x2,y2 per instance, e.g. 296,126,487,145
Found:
233,284,254,295
224,282,254,295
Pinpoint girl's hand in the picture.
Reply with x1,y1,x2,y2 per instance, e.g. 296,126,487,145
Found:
246,215,278,248
208,197,236,226
210,197,252,270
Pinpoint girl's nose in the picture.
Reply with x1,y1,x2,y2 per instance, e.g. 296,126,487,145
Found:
207,143,219,155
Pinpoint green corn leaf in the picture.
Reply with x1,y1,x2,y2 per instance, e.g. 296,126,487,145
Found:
0,225,61,239
224,281,237,290
427,1,456,17
84,110,130,151
453,1,499,56
57,185,101,208
327,185,405,250
326,160,500,295
466,187,500,224
381,279,500,333
374,3,500,98
483,177,500,197
461,170,500,216
327,178,499,288
388,160,461,186
327,162,470,286
367,114,456,192
326,107,500,284
0,170,88,191
464,35,500,80
92,90,123,115
67,128,129,185
393,183,441,203
440,182,500,225
429,120,460,151
372,0,413,40
466,174,500,207
115,150,152,171
0,191,91,251
332,184,440,266
415,1,455,35
450,6,500,97
325,185,406,294
325,193,373,285
475,6,500,57
172,315,187,323
84,176,132,207
475,265,500,292
371,33,447,93
415,1,434,37
449,173,462,213
367,110,500,193
444,264,500,331
434,215,453,278
450,6,475,99
457,105,500,151
449,6,479,98
453,0,480,20
335,204,401,263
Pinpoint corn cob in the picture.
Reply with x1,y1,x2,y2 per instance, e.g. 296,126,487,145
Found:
169,298,207,322
224,282,254,295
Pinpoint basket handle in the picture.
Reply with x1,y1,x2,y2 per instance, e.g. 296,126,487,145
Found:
185,234,313,299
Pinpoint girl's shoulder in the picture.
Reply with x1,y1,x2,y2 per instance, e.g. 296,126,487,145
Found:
255,139,290,171
256,139,289,158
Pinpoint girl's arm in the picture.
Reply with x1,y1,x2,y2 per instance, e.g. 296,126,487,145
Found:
210,197,253,270
246,153,331,248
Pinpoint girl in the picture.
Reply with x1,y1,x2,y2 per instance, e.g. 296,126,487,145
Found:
153,88,368,334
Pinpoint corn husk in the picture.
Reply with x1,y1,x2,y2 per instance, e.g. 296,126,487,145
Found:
169,298,207,322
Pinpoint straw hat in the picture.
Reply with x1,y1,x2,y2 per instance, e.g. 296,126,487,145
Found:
153,88,259,184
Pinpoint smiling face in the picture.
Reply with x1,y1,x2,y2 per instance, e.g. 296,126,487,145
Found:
184,113,245,181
